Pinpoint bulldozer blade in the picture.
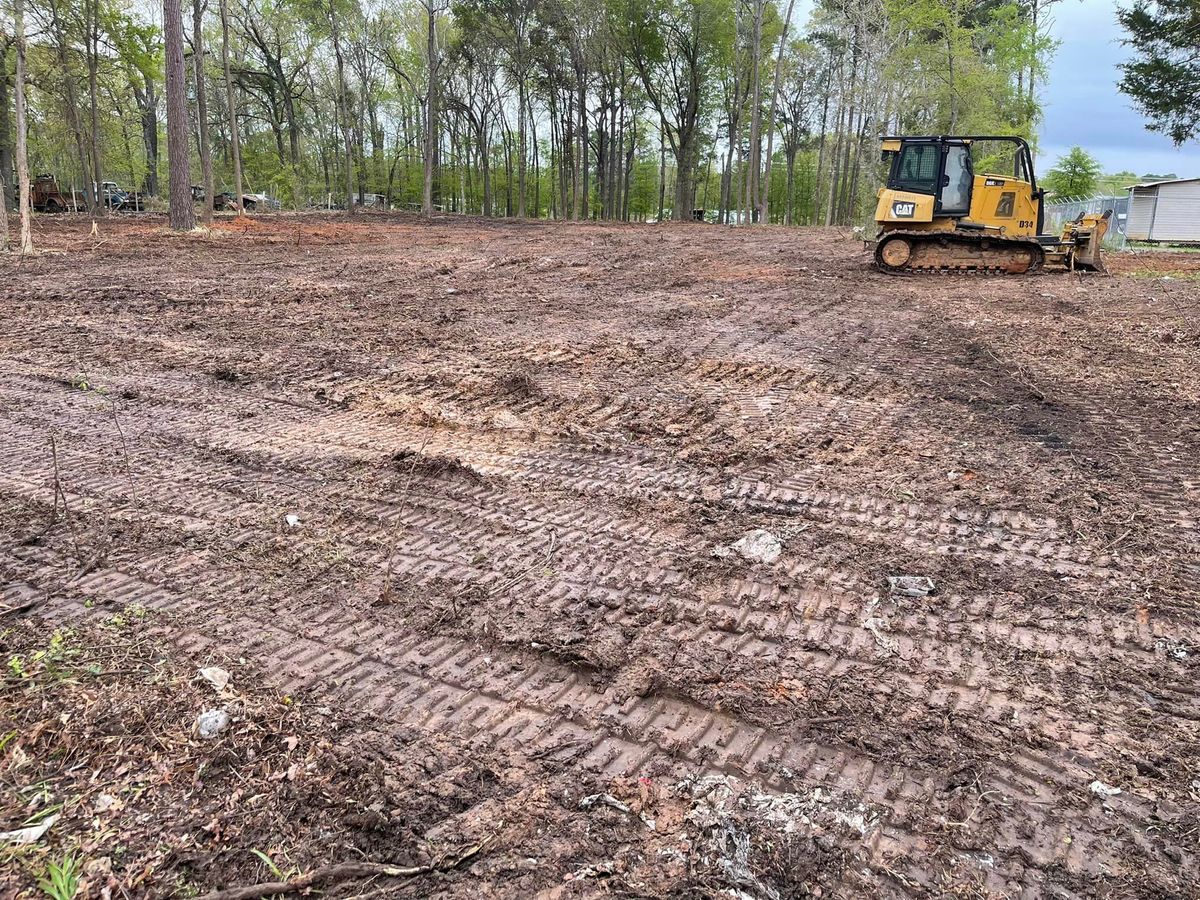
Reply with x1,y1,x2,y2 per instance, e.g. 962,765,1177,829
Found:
1064,210,1111,272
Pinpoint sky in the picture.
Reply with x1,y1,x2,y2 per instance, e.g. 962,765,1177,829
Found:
1034,0,1199,178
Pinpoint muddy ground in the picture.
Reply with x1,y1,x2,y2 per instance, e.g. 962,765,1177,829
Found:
1,213,1198,898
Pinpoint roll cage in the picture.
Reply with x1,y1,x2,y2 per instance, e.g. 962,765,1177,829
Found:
882,135,1040,209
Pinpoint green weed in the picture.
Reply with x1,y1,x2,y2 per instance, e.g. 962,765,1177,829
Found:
36,851,81,900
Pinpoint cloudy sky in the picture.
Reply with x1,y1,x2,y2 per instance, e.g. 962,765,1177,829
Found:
1038,0,1200,178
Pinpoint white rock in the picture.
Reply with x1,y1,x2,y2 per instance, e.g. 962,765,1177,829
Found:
196,708,231,739
1089,780,1121,797
0,813,58,845
726,529,782,564
887,575,937,597
285,514,301,528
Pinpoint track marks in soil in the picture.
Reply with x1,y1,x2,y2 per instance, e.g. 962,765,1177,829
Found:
3,219,1198,897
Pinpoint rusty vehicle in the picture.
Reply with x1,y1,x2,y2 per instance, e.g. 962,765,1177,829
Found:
192,185,272,212
31,174,72,212
99,181,146,211
32,174,145,212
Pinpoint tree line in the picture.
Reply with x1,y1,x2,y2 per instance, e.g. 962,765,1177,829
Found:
0,0,1066,241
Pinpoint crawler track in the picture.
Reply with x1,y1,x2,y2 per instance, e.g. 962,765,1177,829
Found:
1,215,1197,897
875,229,1047,274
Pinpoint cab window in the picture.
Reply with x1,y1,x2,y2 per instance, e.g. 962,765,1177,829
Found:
940,145,971,213
893,144,939,194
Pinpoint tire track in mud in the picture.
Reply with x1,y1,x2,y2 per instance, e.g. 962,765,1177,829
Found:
5,451,1188,725
4,228,1200,895
0,372,1135,582
2,399,1190,674
2,410,1194,886
0,546,1169,891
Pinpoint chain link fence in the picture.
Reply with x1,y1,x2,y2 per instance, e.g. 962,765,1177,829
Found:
1044,194,1129,248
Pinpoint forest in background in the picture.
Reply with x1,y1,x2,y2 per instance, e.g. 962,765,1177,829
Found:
0,0,1059,226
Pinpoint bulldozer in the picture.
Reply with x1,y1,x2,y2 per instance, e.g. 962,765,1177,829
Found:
872,135,1111,274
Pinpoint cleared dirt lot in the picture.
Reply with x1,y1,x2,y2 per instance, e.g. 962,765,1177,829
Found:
1,214,1198,897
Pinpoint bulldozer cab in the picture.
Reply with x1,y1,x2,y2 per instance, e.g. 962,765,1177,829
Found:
884,138,973,216
876,136,1044,238
881,136,1038,218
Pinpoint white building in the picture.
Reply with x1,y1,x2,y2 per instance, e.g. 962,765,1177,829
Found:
1125,177,1200,243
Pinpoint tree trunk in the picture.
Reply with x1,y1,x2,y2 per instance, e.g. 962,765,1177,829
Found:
164,0,196,231
423,0,437,216
812,48,833,226
785,148,796,225
48,0,94,214
0,46,14,211
759,0,796,223
947,32,957,132
0,172,8,250
623,117,635,221
219,0,244,213
824,59,845,226
531,111,540,216
14,0,31,253
577,75,587,219
327,4,354,215
745,0,764,222
720,109,736,224
193,0,214,224
516,80,527,217
87,0,104,216
656,123,665,222
481,119,492,217
134,72,159,196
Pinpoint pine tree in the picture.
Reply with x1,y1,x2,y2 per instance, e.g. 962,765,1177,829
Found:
164,0,197,230
1118,0,1200,145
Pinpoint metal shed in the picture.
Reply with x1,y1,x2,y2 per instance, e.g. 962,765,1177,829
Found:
1125,177,1200,243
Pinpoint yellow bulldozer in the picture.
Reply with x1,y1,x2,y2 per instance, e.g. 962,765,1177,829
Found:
872,135,1111,274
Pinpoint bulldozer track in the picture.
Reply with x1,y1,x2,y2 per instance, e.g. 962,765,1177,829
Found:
0,544,1178,891
1,217,1197,897
875,230,1047,275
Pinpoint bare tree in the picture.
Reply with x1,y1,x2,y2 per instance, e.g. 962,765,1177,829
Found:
326,0,355,215
758,0,796,223
219,0,245,213
164,0,196,230
85,0,104,216
194,0,215,224
422,0,444,217
742,0,765,222
15,0,33,254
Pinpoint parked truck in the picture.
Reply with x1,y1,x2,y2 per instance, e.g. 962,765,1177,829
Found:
30,174,145,212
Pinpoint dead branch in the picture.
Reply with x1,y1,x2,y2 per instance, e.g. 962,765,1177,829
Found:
108,396,138,504
196,841,486,900
195,861,429,900
982,346,1048,404
0,598,40,618
47,433,81,559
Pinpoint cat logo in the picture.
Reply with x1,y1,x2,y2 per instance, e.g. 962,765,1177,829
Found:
891,200,916,218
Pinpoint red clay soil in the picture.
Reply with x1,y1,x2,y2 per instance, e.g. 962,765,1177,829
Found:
1,212,1198,898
